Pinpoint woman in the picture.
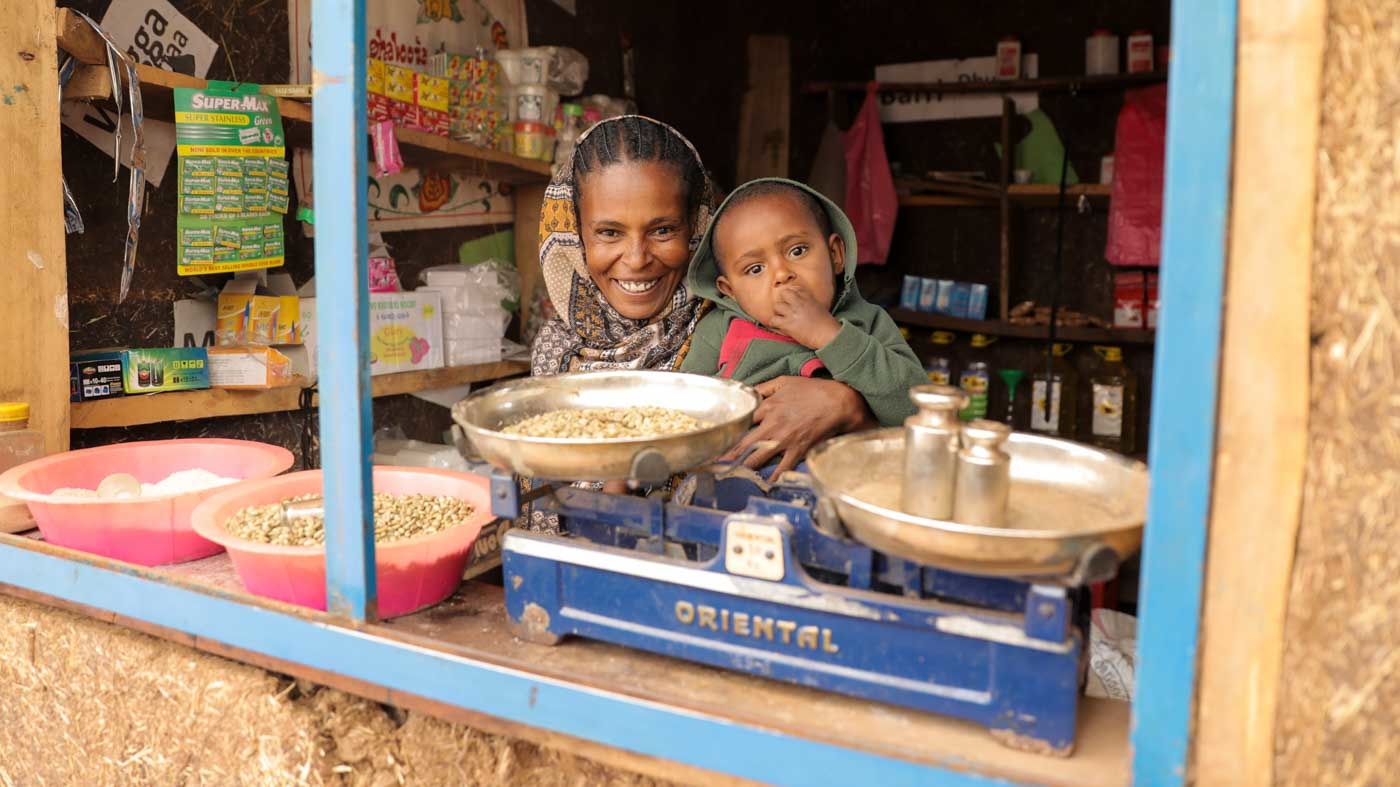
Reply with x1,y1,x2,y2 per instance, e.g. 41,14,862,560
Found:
532,116,874,482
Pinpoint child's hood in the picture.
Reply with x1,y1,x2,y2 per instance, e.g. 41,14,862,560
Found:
686,178,860,323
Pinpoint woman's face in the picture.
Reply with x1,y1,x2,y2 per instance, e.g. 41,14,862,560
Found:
577,160,691,321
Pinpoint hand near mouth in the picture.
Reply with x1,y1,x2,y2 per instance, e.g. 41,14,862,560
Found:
768,285,841,350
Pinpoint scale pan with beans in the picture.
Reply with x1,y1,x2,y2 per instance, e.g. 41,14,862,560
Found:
451,370,761,483
806,429,1149,580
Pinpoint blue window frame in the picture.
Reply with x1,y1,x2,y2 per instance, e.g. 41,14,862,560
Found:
0,0,1237,782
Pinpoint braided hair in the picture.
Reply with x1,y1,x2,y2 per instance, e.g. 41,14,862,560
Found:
572,116,706,214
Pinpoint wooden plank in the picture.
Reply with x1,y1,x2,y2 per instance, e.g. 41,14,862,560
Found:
1191,0,1324,782
735,35,791,182
513,182,546,337
1,1,69,454
106,550,1130,787
62,64,112,101
804,72,1168,96
898,194,991,208
70,361,528,429
998,97,1013,321
888,308,1156,346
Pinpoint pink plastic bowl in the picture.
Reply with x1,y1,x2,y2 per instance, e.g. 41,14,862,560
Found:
190,467,492,618
0,439,294,566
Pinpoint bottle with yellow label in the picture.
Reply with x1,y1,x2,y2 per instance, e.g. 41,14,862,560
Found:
924,331,958,386
1089,345,1137,452
1029,343,1078,437
959,333,996,421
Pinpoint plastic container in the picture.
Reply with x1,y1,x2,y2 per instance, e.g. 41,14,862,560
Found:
507,85,558,124
959,334,997,421
514,121,549,160
1127,30,1155,73
1089,346,1137,452
190,467,493,618
0,402,44,533
495,49,524,85
0,439,294,565
1086,29,1120,75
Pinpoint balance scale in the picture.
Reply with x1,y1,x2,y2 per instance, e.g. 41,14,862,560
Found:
453,371,1148,756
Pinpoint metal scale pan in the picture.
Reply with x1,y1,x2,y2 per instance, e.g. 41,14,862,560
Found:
806,429,1149,579
451,370,760,483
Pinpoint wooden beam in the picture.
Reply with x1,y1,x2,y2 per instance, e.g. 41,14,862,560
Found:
1192,0,1325,781
735,35,790,182
1,1,70,454
61,64,112,102
54,8,107,65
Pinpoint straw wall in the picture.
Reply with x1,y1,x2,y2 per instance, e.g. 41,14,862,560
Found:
1274,0,1400,782
0,596,670,786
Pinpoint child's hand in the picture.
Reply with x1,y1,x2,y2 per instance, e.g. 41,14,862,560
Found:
769,285,842,349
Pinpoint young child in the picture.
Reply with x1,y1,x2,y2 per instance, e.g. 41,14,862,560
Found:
680,178,926,426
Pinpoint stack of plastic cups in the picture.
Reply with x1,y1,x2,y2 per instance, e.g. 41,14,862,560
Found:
418,266,510,366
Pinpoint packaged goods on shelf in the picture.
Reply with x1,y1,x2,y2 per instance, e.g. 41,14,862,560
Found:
69,350,126,403
121,348,210,394
216,275,301,346
208,346,295,389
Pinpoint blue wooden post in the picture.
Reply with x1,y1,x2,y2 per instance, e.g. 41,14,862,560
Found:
1132,0,1237,783
310,0,376,621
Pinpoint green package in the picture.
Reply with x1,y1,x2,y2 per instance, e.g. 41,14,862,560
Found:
216,157,244,178
268,173,289,197
267,191,290,214
181,225,214,247
216,193,244,213
183,157,216,178
182,175,215,195
181,194,216,215
176,81,286,276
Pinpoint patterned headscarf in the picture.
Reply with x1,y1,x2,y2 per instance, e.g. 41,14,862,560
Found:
530,116,716,376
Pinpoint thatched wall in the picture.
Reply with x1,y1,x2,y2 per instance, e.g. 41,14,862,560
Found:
1274,0,1400,783
0,596,671,786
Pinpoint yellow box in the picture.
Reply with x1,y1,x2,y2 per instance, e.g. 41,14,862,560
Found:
415,73,450,112
367,58,387,96
385,64,416,104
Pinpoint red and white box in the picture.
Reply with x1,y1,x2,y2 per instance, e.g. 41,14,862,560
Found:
1127,31,1155,73
1114,271,1159,328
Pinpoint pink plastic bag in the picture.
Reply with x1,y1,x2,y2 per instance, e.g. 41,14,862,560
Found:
1105,85,1167,266
843,83,897,265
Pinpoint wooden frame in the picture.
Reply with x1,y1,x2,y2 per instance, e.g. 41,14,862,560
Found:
1191,0,1325,782
0,0,68,454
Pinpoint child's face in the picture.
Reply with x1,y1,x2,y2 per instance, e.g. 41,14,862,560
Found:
713,192,845,331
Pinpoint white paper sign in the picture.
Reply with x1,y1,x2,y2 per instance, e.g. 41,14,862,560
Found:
287,0,526,232
874,55,1040,124
60,0,219,187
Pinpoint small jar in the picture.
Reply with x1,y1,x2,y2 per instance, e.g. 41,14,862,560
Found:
514,121,549,160
0,403,43,531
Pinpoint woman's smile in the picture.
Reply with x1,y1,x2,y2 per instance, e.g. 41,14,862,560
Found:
614,277,663,294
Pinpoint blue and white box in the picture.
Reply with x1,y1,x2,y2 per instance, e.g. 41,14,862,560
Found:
949,282,972,318
918,278,939,312
933,279,956,314
900,276,922,310
968,283,989,320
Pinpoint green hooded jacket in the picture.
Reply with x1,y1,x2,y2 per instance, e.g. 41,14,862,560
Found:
679,178,925,426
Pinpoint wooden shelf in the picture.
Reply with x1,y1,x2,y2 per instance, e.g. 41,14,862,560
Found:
806,71,1166,95
899,183,1113,208
890,308,1155,345
70,360,528,429
55,10,552,185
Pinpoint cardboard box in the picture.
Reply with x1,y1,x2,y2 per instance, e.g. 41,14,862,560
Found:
70,350,127,402
123,348,210,394
208,346,294,389
217,275,301,346
299,287,444,377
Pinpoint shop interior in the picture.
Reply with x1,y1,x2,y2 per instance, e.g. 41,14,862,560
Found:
0,0,1259,784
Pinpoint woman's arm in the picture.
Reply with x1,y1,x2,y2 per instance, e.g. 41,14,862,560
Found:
719,376,877,476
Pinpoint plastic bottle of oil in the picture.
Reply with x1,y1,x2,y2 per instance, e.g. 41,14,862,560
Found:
1029,343,1079,438
959,334,996,421
1089,346,1137,452
0,402,43,532
924,331,958,386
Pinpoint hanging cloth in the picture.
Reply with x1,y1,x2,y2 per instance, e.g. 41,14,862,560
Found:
1105,85,1167,266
